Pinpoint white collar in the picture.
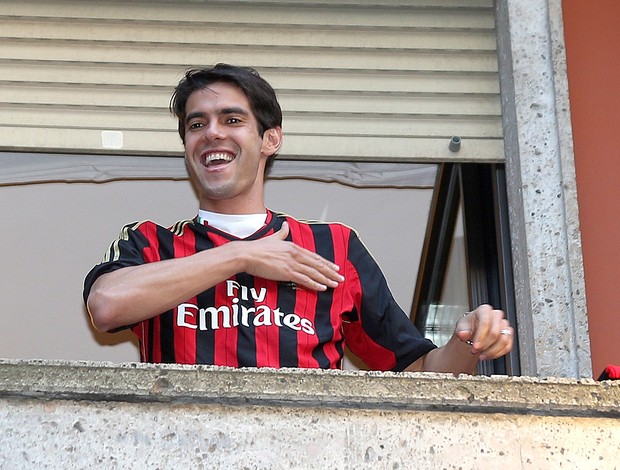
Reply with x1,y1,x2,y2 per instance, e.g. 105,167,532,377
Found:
197,209,267,238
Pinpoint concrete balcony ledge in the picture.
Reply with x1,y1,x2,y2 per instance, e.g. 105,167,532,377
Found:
0,359,618,417
1,359,619,469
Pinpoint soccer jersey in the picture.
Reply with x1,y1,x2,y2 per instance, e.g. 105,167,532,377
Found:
83,210,437,371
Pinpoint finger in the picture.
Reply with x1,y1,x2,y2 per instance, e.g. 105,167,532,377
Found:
478,337,513,361
274,221,289,240
455,312,475,345
285,249,344,289
479,320,514,360
277,226,342,276
479,309,503,349
314,256,344,283
294,273,329,291
455,328,473,345
469,305,491,350
291,247,343,282
288,266,338,291
292,258,344,290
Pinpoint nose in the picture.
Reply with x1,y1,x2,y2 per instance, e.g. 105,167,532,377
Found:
203,121,225,141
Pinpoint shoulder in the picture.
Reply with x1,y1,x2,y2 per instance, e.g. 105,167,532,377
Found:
273,211,358,236
117,219,195,238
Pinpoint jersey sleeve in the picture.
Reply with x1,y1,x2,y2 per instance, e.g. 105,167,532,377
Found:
342,230,437,371
82,221,153,306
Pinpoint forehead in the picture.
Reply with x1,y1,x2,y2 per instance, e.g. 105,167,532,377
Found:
185,81,253,113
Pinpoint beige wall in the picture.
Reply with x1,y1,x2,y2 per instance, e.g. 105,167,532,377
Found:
0,177,432,363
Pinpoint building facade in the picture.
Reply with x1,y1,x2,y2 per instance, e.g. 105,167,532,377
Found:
1,0,617,378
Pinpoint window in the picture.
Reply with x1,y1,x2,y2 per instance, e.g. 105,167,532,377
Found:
412,163,520,376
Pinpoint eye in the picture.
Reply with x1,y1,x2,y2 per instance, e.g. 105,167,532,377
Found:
188,121,204,130
227,117,242,124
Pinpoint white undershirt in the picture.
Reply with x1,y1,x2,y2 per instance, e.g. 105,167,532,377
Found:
197,209,267,238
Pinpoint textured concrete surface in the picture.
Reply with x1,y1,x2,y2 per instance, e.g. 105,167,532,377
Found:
498,0,591,378
1,360,618,469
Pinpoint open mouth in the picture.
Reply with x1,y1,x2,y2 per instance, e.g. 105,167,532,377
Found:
202,151,235,168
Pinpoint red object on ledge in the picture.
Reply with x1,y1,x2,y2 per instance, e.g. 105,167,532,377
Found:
598,364,620,380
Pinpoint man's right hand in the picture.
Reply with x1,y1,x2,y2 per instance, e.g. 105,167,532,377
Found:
239,221,345,291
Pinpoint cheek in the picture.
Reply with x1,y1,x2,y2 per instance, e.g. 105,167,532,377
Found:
184,135,198,152
184,151,200,173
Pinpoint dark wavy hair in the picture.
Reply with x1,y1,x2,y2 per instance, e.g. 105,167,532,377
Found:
170,63,282,147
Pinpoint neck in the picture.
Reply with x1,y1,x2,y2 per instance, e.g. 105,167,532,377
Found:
198,167,268,214
200,196,266,215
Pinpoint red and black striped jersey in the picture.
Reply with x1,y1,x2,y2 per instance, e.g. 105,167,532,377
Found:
83,210,436,371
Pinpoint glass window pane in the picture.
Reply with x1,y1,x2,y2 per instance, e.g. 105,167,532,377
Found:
425,204,469,347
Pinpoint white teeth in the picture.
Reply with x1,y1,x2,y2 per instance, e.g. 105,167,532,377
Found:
205,152,234,165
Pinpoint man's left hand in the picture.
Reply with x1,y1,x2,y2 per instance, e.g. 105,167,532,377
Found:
455,304,513,361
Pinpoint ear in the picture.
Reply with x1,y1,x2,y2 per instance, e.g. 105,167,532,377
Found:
261,127,283,157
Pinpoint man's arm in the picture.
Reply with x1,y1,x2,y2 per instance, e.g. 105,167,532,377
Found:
405,304,514,374
87,222,344,332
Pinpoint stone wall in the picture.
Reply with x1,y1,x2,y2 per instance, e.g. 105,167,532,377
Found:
497,0,592,378
1,360,618,469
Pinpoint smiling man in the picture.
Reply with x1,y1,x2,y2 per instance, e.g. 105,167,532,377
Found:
84,64,513,373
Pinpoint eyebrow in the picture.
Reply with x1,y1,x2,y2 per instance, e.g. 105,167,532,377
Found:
185,107,250,124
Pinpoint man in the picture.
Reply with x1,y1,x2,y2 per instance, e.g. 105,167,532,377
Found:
84,64,513,373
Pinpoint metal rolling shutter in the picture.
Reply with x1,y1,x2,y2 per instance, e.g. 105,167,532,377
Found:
0,0,502,163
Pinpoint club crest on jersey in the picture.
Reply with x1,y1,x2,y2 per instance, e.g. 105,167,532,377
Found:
175,280,316,335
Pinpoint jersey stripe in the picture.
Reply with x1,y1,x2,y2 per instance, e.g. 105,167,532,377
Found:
214,276,240,367
343,234,398,370
326,223,350,366
155,225,176,363
310,223,338,368
253,222,280,367
138,222,164,362
275,217,300,367
287,218,320,368
253,276,280,368
172,224,197,364
234,272,259,367
194,228,217,364
208,231,241,367
195,287,217,364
